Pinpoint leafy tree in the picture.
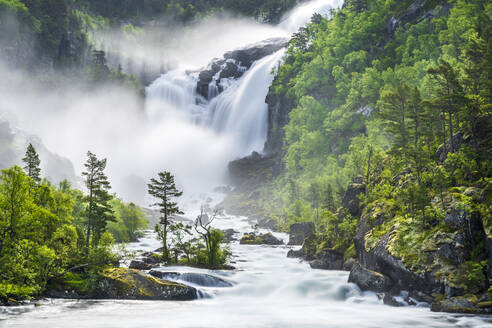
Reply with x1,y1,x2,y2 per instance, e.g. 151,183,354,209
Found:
194,208,225,268
22,143,41,184
147,171,183,261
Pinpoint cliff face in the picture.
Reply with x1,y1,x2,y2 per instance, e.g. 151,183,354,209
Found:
264,85,294,155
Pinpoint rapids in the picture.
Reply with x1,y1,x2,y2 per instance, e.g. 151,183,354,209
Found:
1,211,492,328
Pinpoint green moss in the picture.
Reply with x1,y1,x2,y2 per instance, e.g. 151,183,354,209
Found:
240,233,262,244
344,244,356,261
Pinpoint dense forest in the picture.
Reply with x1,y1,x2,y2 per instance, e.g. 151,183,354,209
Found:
0,146,148,301
242,0,492,304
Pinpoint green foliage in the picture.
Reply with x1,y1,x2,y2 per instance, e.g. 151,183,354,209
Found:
107,198,147,242
0,164,122,302
82,151,115,250
148,171,183,262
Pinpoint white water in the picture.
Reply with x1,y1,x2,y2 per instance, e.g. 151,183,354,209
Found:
2,211,491,328
141,0,344,198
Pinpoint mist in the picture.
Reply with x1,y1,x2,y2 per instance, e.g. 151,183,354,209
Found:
0,1,341,206
0,13,291,206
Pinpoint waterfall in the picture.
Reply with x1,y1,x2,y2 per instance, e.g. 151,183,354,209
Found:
142,0,342,195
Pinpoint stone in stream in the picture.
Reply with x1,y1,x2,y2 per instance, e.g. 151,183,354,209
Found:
288,222,315,245
348,263,393,293
149,270,233,287
221,228,239,243
45,268,197,301
129,260,152,270
240,232,283,245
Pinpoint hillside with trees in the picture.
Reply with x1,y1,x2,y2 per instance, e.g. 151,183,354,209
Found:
225,0,492,312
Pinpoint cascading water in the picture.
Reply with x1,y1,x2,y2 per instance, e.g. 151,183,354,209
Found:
143,0,344,192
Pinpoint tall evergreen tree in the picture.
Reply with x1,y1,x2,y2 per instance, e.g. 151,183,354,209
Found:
22,143,41,183
147,171,183,261
82,151,114,250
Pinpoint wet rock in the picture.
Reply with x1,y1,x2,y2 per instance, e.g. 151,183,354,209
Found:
221,228,238,243
287,248,304,258
141,252,162,264
348,263,393,293
431,296,492,314
46,268,197,301
196,38,288,99
129,260,152,270
97,268,197,300
309,250,344,270
342,183,365,218
257,217,278,231
288,222,315,245
240,232,283,245
149,270,233,287
383,293,404,307
343,258,358,271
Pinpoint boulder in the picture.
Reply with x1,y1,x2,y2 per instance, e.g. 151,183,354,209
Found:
257,217,278,231
343,258,358,271
431,296,492,315
129,260,152,270
348,263,393,293
97,268,197,300
221,228,238,243
288,222,315,245
240,232,283,245
342,183,365,218
45,268,197,301
309,250,344,270
287,248,304,258
149,270,233,287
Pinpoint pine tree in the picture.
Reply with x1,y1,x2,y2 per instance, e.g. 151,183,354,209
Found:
427,59,466,153
82,151,114,250
148,171,183,261
22,143,41,184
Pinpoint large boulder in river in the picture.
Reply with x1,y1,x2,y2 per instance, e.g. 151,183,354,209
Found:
45,268,197,301
348,263,393,293
257,217,278,231
288,222,315,245
149,270,233,287
97,268,197,300
309,250,344,270
221,228,238,243
129,260,152,270
240,232,283,245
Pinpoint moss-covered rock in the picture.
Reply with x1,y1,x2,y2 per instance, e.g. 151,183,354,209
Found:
431,296,492,315
45,268,197,301
240,232,283,245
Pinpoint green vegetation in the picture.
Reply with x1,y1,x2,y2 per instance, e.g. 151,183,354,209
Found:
147,173,228,269
148,171,184,262
69,0,301,24
0,145,147,303
257,0,491,292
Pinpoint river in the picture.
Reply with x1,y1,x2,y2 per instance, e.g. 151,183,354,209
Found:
1,209,492,327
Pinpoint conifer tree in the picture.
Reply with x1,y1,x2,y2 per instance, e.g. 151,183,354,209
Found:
148,171,183,261
82,151,114,250
22,143,41,183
